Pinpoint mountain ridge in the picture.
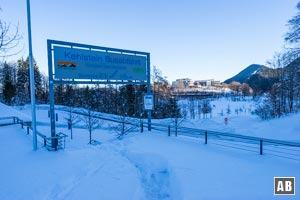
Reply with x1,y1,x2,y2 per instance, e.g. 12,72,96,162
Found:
224,64,269,84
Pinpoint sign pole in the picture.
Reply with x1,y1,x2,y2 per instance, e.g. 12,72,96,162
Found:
147,53,151,131
26,0,37,150
47,40,56,148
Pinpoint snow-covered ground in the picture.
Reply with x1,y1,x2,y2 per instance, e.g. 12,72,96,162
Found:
0,98,299,199
177,97,300,142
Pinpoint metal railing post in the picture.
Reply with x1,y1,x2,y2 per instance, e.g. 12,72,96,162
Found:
260,140,263,155
168,125,170,136
205,131,208,144
140,121,143,133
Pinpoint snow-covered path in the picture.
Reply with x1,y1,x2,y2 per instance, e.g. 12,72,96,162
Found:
0,125,141,200
123,133,300,200
125,152,181,200
1,124,299,199
1,100,300,199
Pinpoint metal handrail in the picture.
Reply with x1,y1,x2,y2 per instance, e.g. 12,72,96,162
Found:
0,116,67,151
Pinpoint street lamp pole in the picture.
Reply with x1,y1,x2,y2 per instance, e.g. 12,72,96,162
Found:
27,0,37,150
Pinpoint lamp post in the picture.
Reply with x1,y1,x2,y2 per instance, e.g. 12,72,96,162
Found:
27,0,37,150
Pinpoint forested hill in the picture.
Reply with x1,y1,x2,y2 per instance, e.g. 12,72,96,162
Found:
224,64,269,84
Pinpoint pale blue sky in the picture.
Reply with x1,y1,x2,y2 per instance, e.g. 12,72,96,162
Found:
0,0,297,82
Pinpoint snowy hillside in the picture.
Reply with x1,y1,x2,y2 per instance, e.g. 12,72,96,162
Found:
177,97,300,142
0,99,299,199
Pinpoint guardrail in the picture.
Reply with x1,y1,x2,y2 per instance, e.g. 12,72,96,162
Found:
151,123,300,161
0,116,67,151
58,108,300,161
0,116,32,129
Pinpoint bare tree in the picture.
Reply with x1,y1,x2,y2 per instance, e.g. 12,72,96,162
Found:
169,97,183,136
63,106,79,140
0,9,22,57
180,102,188,119
188,98,195,119
113,103,138,139
81,109,102,144
197,100,202,119
201,100,212,118
151,66,172,118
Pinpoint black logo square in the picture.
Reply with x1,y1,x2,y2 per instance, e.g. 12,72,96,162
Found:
274,177,295,195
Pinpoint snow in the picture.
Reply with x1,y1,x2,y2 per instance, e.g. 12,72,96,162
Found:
0,99,299,199
177,97,300,142
0,102,31,121
251,69,258,75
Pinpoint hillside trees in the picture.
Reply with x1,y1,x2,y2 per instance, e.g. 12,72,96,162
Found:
256,2,300,118
152,66,176,118
284,1,300,112
285,2,300,55
1,61,184,121
0,57,46,105
257,52,300,119
272,1,300,115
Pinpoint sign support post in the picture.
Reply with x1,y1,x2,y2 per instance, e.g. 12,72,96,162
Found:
47,41,56,145
143,93,154,131
146,53,151,131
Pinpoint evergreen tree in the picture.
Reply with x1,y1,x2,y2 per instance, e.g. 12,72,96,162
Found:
16,57,43,105
54,84,64,105
125,84,135,117
2,62,16,104
33,62,43,102
64,84,75,105
40,74,49,104
16,58,30,104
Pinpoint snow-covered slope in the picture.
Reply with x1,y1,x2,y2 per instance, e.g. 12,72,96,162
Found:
0,100,299,199
0,125,299,200
0,102,30,121
177,97,300,142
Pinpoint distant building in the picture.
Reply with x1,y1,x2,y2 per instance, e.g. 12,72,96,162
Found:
193,79,221,87
194,80,211,87
172,78,193,90
172,78,223,92
211,80,221,86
